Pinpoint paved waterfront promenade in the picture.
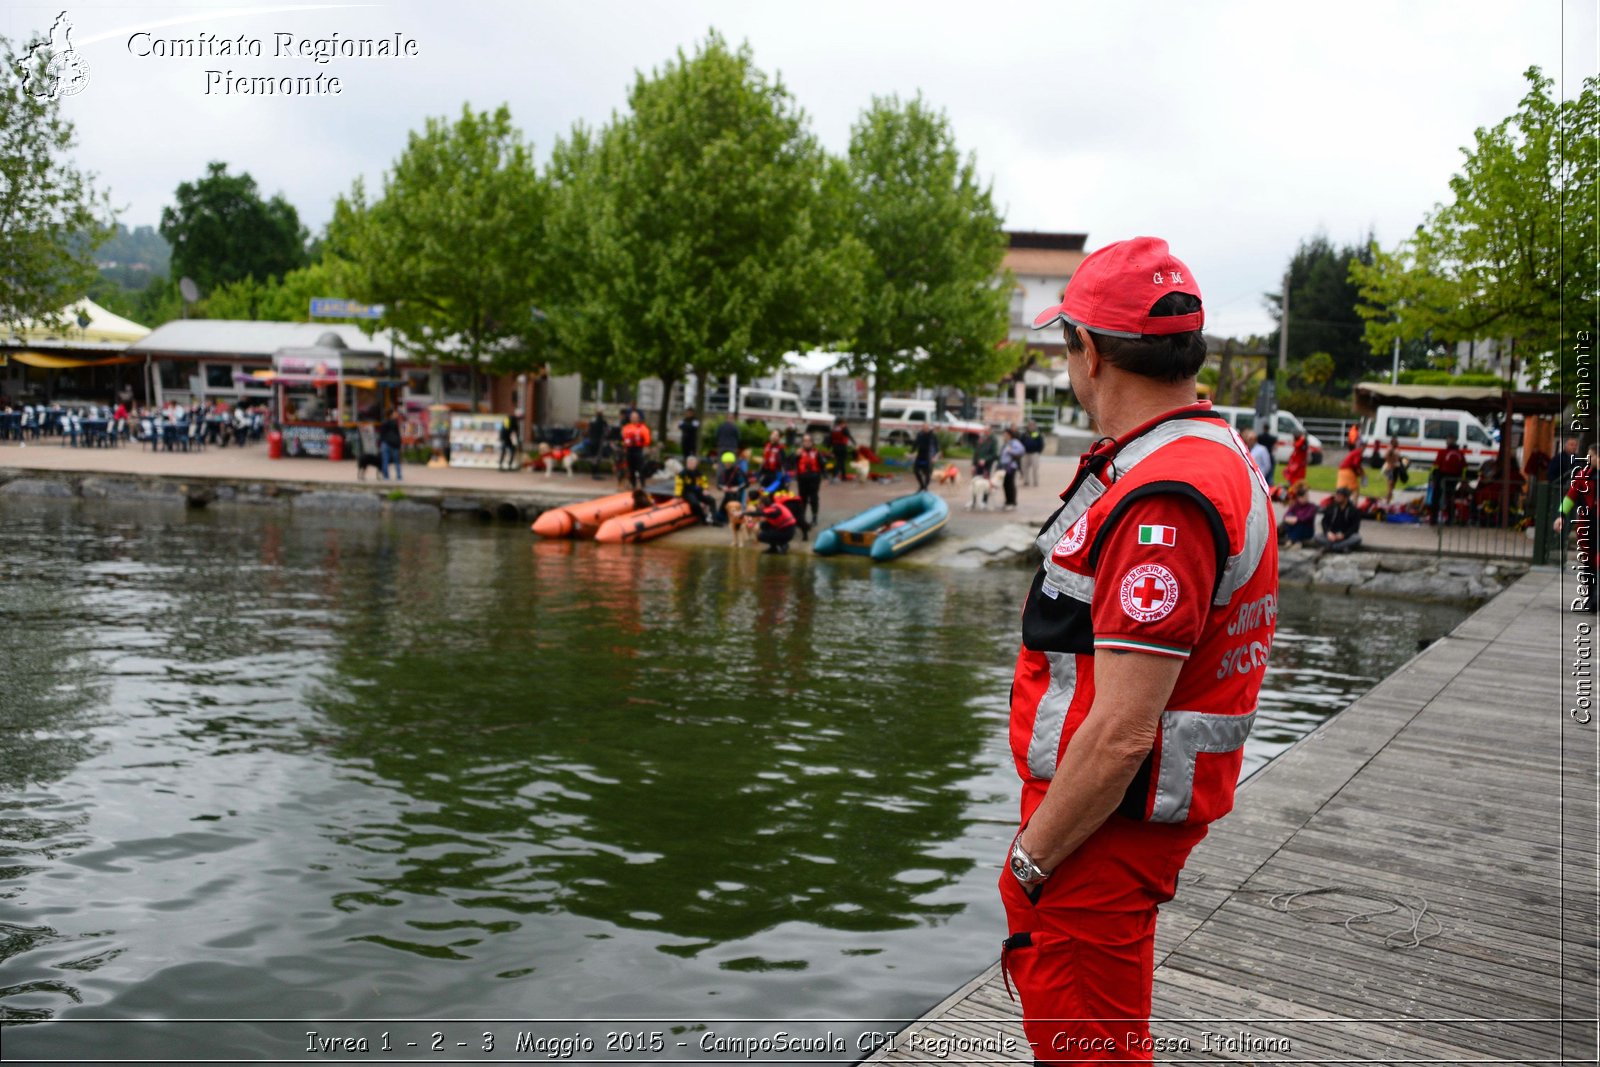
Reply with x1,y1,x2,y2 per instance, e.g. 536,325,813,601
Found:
872,567,1597,1064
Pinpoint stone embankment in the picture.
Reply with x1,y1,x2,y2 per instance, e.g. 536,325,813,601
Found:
0,469,571,523
924,521,1525,605
0,470,1527,603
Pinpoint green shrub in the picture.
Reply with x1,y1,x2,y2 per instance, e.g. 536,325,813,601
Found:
738,420,771,448
1397,370,1508,388
1278,389,1355,419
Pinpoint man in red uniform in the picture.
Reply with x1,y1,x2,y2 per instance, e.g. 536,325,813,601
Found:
619,410,652,489
1005,237,1278,1064
1432,437,1467,526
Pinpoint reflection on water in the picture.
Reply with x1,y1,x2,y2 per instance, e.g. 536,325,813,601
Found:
0,499,1467,1053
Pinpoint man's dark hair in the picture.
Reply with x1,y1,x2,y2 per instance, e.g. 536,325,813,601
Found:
1063,292,1207,382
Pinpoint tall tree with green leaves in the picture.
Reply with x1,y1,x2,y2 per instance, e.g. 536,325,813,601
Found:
1351,67,1598,388
835,94,1013,447
1264,233,1376,394
329,104,547,405
202,260,359,322
544,33,864,436
0,31,115,335
159,162,308,295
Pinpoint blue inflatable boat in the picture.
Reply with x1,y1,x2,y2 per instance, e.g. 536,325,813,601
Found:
812,491,950,562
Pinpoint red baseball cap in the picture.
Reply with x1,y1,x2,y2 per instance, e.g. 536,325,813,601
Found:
1031,236,1204,338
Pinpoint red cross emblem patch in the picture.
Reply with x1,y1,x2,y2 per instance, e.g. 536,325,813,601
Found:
1053,514,1089,559
1119,563,1179,622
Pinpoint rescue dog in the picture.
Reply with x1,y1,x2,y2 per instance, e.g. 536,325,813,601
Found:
849,455,872,483
724,500,751,548
536,443,576,477
932,463,961,490
967,473,994,510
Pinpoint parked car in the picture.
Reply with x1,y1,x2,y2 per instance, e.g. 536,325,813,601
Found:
877,398,986,445
1210,406,1324,465
735,387,833,435
1362,406,1498,468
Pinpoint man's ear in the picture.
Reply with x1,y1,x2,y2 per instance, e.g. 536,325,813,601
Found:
1078,328,1105,378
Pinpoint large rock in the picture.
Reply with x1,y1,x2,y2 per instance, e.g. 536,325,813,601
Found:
79,477,186,502
388,499,441,520
1361,570,1455,601
1313,561,1366,590
1375,553,1434,573
959,524,1040,564
0,478,73,498
292,490,382,513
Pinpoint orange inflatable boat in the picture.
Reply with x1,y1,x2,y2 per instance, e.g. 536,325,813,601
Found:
593,498,699,544
530,492,643,539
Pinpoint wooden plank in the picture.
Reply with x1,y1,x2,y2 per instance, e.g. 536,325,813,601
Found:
889,573,1593,1067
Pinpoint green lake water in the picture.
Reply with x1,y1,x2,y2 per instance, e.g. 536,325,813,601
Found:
0,499,1469,1061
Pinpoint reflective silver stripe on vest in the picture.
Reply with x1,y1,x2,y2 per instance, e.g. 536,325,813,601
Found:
1149,708,1257,822
1041,559,1095,601
1034,476,1107,557
1027,651,1078,779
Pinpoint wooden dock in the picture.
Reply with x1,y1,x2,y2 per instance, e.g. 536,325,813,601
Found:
874,569,1598,1064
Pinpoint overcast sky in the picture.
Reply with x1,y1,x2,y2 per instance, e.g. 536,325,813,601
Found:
10,0,1596,339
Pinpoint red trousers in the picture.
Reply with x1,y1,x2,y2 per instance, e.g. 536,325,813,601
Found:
998,815,1205,1066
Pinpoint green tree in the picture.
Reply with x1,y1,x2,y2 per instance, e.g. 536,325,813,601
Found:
201,259,354,322
544,33,863,436
0,31,115,334
1265,233,1376,394
1351,67,1598,388
329,104,547,406
836,94,1013,447
159,162,308,295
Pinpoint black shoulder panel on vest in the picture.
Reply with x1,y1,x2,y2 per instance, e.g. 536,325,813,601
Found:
1086,479,1230,603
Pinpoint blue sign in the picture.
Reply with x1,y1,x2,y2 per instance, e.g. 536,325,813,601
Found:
310,298,386,320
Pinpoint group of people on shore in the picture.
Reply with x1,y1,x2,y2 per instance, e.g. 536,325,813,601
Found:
0,397,267,450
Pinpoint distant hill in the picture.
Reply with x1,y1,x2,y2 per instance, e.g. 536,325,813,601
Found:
96,224,171,286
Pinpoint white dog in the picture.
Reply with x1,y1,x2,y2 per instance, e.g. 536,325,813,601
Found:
537,443,577,477
849,455,872,483
967,473,994,510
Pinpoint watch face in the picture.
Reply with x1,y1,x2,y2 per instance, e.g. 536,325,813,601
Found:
1009,854,1028,879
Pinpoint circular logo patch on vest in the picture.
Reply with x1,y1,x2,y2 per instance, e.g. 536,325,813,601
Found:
1052,514,1089,558
1119,563,1179,622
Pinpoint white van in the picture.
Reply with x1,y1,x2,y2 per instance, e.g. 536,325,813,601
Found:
877,398,986,444
1210,406,1324,466
735,387,833,434
1364,407,1498,468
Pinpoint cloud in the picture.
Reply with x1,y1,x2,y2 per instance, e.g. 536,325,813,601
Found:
30,0,1595,337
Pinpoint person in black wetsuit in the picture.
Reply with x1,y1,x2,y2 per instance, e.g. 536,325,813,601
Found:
912,425,939,491
585,409,608,479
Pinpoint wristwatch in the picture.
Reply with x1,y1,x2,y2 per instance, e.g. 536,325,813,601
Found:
1009,836,1051,888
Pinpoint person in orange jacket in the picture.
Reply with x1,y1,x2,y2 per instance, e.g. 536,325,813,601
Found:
620,410,653,489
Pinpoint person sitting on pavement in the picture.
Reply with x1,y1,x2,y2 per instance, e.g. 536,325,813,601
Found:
1279,481,1319,546
756,493,798,554
1316,486,1363,552
674,454,715,524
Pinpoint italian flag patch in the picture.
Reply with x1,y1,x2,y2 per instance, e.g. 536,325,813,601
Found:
1138,524,1176,547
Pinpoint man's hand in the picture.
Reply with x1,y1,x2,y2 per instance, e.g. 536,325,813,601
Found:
1017,650,1185,873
